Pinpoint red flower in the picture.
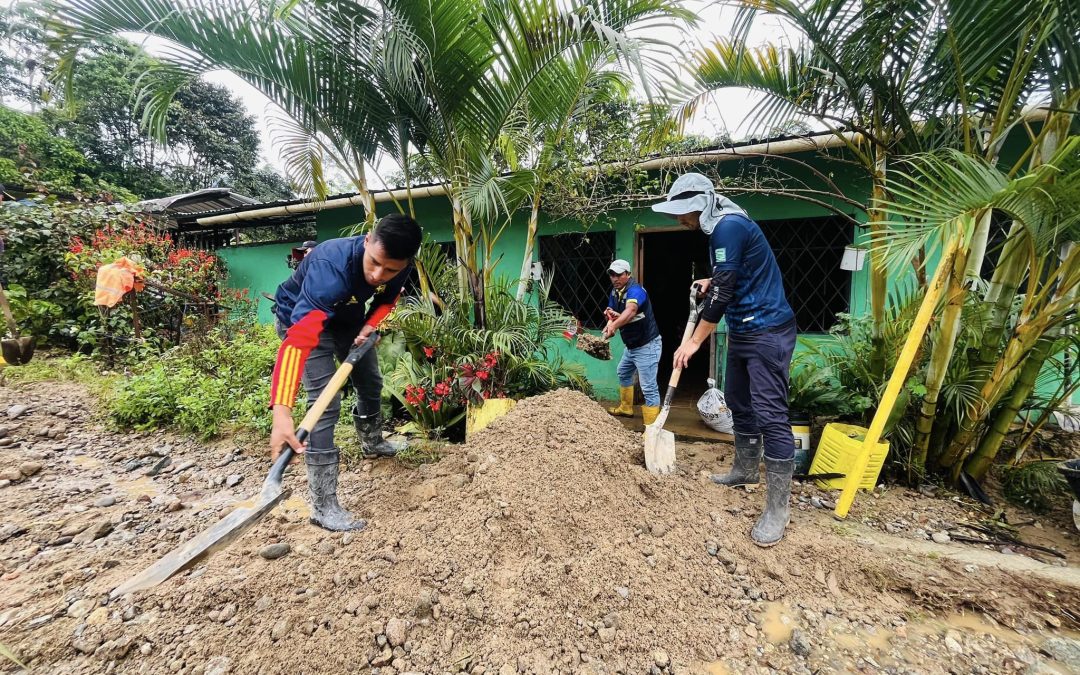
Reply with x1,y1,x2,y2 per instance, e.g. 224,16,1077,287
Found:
434,382,450,396
430,400,442,412
423,346,436,358
481,391,490,400
476,370,490,381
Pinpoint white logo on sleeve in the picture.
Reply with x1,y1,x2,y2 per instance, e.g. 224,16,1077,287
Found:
714,248,726,263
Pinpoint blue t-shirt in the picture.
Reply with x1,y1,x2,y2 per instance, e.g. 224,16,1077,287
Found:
607,281,660,349
709,215,795,333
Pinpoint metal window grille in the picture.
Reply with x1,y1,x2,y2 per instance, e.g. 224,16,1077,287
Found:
538,231,616,329
758,215,852,333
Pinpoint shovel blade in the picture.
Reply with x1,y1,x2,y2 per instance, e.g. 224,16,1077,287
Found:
110,486,290,598
643,425,676,475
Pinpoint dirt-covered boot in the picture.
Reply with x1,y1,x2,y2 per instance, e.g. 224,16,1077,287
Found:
710,433,762,487
353,407,400,458
305,447,367,532
751,457,793,547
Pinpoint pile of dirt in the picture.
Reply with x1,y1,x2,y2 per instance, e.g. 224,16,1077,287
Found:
3,386,1079,674
575,334,611,361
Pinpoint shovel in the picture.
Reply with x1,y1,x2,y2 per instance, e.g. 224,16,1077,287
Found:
110,335,379,598
644,284,702,475
0,282,35,365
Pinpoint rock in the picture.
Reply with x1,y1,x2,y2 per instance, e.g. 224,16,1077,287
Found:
744,623,759,638
944,630,963,654
466,596,484,620
72,632,103,654
72,520,113,545
204,656,232,675
299,621,316,636
341,532,358,546
0,523,26,542
226,474,243,488
145,456,172,477
414,589,437,616
650,523,668,538
260,543,291,560
93,496,117,508
18,461,42,478
598,627,616,643
166,498,184,512
615,586,630,600
790,629,811,657
931,531,951,544
652,650,670,668
6,404,29,419
218,603,237,623
1041,637,1080,670
316,541,335,555
96,636,134,660
364,594,380,609
0,469,22,482
705,540,718,556
385,618,408,647
67,598,96,619
370,647,393,667
270,618,292,641
254,596,272,612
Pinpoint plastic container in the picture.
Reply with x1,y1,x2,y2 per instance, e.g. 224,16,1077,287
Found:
808,422,890,490
790,411,812,474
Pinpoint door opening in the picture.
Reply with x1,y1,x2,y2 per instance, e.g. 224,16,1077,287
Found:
637,228,714,402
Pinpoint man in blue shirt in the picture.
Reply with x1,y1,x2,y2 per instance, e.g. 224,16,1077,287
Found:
603,259,662,426
269,214,422,531
653,173,797,547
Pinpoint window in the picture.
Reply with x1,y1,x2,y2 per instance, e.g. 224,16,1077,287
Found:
538,231,616,329
758,215,852,333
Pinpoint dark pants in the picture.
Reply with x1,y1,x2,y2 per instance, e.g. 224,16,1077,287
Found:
276,320,382,449
725,321,797,461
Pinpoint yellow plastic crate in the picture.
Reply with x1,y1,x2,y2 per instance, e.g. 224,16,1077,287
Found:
808,422,890,490
465,398,516,437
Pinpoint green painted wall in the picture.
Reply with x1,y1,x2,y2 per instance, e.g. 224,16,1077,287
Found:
216,144,1068,406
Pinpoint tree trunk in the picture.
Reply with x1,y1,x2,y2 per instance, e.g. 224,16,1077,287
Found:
515,197,541,301
913,233,970,474
964,333,1056,480
868,149,888,380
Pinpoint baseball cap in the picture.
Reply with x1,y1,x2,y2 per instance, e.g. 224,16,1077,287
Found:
650,172,715,217
301,240,317,249
607,259,631,275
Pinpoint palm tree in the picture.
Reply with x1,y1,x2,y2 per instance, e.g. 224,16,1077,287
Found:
680,0,1079,480
34,0,694,319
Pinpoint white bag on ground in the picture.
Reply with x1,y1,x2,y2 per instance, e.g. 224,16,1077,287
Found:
697,378,734,433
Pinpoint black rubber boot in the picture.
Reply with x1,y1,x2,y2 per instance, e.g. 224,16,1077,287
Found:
353,406,400,458
305,447,367,532
710,433,763,487
751,457,793,547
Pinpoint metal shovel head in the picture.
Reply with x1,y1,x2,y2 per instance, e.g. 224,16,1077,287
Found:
0,336,34,366
643,424,676,475
110,484,291,599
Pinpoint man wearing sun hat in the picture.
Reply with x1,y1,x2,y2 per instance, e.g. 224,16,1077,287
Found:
602,258,662,426
652,172,797,547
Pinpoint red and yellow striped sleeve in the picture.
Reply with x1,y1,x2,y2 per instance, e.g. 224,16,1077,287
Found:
269,309,327,408
364,292,401,329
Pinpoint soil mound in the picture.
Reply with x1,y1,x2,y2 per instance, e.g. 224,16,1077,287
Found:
4,387,1078,674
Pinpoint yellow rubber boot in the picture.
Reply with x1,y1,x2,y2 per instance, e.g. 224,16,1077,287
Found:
641,405,660,426
608,386,635,417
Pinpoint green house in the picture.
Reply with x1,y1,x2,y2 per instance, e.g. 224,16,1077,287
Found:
176,130,1014,403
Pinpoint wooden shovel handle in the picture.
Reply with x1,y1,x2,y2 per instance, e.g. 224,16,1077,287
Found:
267,334,379,484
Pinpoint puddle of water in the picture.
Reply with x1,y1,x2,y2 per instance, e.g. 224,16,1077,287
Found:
282,494,311,518
830,624,893,652
118,477,160,499
761,602,795,644
70,455,103,469
700,661,731,675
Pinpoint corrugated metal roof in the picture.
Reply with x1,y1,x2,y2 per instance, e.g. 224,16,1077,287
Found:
138,187,260,214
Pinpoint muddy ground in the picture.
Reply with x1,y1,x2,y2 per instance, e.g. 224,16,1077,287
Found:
0,381,1078,674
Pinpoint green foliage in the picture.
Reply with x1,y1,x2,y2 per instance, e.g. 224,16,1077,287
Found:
107,321,279,438
385,260,590,436
0,352,105,387
999,461,1070,513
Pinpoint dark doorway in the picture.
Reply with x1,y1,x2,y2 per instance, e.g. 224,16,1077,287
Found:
638,229,714,401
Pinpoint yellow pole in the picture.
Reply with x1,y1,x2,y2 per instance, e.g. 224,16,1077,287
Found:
834,233,962,519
